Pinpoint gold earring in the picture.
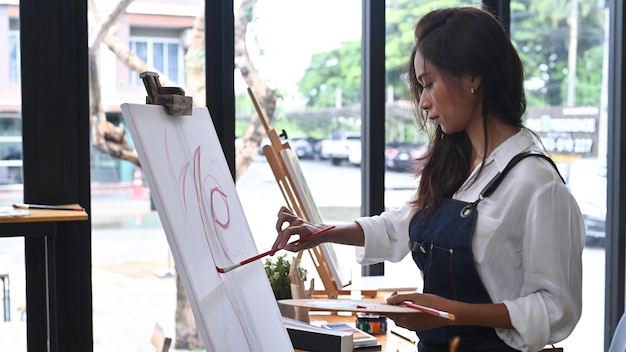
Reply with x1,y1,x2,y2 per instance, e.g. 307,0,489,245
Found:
470,87,475,94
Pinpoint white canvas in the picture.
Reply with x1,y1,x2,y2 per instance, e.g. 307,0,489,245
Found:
121,104,293,351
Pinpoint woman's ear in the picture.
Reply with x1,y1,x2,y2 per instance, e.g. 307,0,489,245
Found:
464,74,482,93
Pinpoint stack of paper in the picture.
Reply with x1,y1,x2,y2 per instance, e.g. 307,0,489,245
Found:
0,207,28,217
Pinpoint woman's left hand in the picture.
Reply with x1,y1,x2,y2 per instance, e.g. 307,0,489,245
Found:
385,291,456,331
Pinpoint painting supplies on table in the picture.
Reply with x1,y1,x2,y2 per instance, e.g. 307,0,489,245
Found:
356,312,387,335
215,225,336,273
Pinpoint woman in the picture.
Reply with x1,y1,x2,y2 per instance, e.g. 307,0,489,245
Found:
273,6,584,352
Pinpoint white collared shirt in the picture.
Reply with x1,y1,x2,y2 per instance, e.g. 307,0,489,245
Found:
354,128,585,352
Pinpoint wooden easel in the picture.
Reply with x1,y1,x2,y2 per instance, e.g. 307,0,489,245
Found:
247,88,376,299
246,87,346,298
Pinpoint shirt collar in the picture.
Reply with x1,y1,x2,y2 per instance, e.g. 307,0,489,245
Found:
486,128,539,172
457,128,540,195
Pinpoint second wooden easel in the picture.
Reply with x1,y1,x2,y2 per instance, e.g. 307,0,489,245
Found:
246,87,376,299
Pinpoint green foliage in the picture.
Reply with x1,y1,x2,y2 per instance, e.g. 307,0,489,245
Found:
235,0,606,141
298,0,487,107
576,45,603,106
184,48,205,70
263,254,307,300
298,41,362,108
296,0,605,110
385,0,472,101
235,91,255,118
512,0,605,107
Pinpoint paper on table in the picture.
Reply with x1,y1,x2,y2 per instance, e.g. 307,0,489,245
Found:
0,207,29,217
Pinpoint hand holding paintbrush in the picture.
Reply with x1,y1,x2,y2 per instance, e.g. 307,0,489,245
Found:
216,225,335,273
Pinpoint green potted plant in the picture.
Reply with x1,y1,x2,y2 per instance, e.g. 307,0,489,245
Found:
264,254,308,318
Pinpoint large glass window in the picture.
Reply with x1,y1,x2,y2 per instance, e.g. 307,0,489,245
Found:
379,1,607,349
381,0,483,307
87,1,199,351
0,4,24,351
234,0,365,296
511,1,608,349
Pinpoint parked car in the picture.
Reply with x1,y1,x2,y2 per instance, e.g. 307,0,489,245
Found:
385,143,427,172
318,132,361,166
288,136,317,160
562,158,606,246
257,135,317,160
347,140,362,166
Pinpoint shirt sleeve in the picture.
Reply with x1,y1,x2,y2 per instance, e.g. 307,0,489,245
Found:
353,202,415,264
499,181,585,351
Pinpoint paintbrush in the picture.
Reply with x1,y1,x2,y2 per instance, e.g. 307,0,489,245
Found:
215,225,336,273
401,301,456,320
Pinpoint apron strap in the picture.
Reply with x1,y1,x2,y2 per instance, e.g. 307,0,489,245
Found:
479,151,565,199
460,151,564,218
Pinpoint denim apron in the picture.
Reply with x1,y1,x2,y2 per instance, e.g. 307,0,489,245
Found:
408,151,563,352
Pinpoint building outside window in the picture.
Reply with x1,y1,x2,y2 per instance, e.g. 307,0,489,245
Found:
8,30,19,85
130,38,183,86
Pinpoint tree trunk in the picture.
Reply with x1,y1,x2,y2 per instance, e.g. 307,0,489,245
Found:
89,0,139,166
173,274,201,349
234,0,278,179
185,11,206,108
91,0,278,176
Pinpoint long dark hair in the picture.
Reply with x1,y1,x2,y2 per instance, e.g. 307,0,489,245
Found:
408,6,526,214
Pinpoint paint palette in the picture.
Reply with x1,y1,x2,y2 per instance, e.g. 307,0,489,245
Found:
278,299,419,314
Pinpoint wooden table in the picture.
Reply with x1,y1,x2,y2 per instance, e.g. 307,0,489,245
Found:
0,205,88,352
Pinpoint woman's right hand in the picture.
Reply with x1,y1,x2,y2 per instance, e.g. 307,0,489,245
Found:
273,206,328,252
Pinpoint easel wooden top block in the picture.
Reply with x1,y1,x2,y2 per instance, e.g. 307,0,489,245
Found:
140,71,192,116
0,205,88,224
